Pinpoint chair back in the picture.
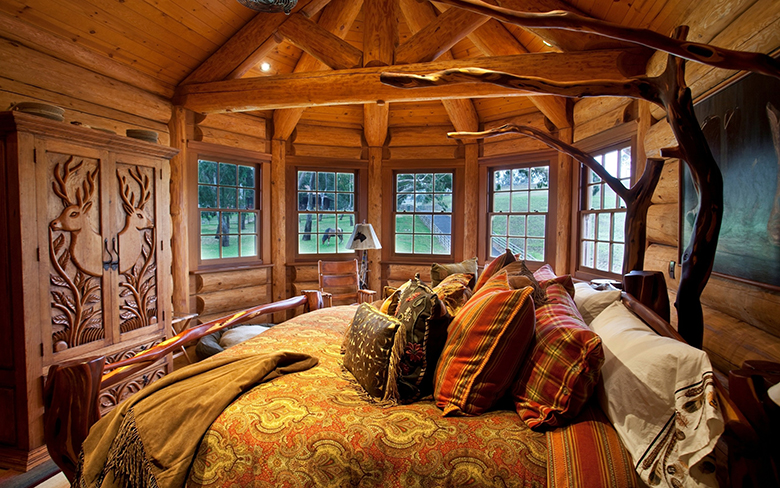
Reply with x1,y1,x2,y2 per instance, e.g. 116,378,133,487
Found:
318,259,361,306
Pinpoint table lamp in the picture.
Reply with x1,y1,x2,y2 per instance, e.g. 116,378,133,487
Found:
346,221,381,289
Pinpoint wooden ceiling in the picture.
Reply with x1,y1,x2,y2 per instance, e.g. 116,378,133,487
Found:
0,0,745,133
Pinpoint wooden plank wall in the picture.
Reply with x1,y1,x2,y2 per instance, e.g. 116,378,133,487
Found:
190,267,274,326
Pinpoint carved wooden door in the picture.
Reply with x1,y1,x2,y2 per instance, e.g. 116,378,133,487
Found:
37,141,113,363
113,155,167,339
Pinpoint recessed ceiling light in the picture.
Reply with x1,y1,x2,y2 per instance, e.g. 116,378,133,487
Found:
261,62,271,72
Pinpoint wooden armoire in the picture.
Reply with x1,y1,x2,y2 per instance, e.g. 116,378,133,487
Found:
0,111,178,470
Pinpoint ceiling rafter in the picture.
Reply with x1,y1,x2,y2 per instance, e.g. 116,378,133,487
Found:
272,0,364,139
362,0,397,147
173,49,644,114
277,13,363,70
398,0,479,133
181,0,331,85
395,6,491,64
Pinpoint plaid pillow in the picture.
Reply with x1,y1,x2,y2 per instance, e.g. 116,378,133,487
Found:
532,264,575,297
432,272,474,316
510,282,603,429
473,248,516,292
435,271,536,416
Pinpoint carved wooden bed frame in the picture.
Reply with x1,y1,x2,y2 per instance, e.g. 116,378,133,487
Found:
42,277,776,487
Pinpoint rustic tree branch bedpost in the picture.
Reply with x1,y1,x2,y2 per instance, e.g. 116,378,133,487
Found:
380,4,780,347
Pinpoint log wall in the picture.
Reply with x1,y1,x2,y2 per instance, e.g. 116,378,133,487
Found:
0,36,173,144
190,266,274,326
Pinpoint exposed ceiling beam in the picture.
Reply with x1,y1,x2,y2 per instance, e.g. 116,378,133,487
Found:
363,0,398,67
495,0,630,51
395,6,490,64
174,50,645,114
362,0,397,146
466,13,570,128
181,0,328,85
398,0,479,132
277,13,363,70
272,0,364,139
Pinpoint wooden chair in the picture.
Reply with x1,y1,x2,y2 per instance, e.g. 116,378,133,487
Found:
318,259,376,307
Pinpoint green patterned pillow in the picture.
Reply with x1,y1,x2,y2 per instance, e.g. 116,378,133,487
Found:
431,257,478,287
342,303,406,402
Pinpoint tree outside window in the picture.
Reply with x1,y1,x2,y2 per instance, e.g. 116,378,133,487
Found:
297,170,356,254
489,165,549,261
198,159,259,261
394,172,453,255
579,144,632,275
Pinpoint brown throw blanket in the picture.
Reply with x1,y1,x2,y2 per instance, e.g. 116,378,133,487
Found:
76,351,319,488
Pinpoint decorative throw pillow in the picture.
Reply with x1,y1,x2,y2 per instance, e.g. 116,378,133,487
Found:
432,272,474,316
393,276,451,402
473,248,516,292
532,264,576,298
435,271,536,416
431,257,478,287
501,261,546,308
573,282,621,326
342,303,406,402
590,301,723,488
511,282,604,429
380,280,411,316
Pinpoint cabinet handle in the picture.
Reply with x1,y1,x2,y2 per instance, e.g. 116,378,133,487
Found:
111,238,119,271
103,238,113,271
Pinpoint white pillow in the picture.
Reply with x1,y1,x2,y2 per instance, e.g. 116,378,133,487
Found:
573,282,621,325
219,325,270,349
591,301,723,488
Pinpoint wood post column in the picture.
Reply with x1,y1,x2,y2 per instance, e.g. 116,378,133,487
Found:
168,106,190,316
367,145,383,293
464,143,479,259
271,139,288,321
555,126,573,275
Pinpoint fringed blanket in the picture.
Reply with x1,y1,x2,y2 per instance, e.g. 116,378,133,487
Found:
75,351,319,488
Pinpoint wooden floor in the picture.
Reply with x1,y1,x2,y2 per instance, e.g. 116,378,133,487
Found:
0,464,66,488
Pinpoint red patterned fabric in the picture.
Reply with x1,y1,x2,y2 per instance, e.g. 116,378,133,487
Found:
473,248,516,292
434,271,536,416
511,282,604,429
532,264,575,297
187,306,549,487
546,402,640,488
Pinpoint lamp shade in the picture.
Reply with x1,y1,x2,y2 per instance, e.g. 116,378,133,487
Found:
346,222,382,250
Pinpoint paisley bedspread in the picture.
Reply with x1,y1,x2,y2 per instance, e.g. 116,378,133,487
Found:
185,305,548,488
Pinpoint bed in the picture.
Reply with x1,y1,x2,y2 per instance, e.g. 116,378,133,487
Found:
44,268,752,488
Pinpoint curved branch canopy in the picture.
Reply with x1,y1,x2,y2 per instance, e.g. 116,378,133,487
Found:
433,0,780,80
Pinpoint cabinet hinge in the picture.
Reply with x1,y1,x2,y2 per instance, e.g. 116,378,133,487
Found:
160,240,164,251
36,247,40,261
40,343,44,356
33,148,37,164
162,310,165,322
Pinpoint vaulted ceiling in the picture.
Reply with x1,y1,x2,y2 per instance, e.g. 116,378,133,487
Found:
0,0,714,136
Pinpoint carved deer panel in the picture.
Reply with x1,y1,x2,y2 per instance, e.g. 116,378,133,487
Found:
46,154,105,351
115,163,158,334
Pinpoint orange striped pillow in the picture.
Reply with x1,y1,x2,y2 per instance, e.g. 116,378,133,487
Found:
473,248,516,292
434,271,536,416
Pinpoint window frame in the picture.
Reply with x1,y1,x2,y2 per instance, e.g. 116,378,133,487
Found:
188,141,271,271
479,151,558,269
286,158,369,264
382,161,464,264
571,127,638,281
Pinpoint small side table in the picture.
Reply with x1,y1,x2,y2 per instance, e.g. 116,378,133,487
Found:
171,313,198,365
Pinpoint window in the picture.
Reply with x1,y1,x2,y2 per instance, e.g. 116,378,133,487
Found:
488,165,549,261
197,159,260,261
394,172,453,255
296,170,356,254
578,142,632,276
